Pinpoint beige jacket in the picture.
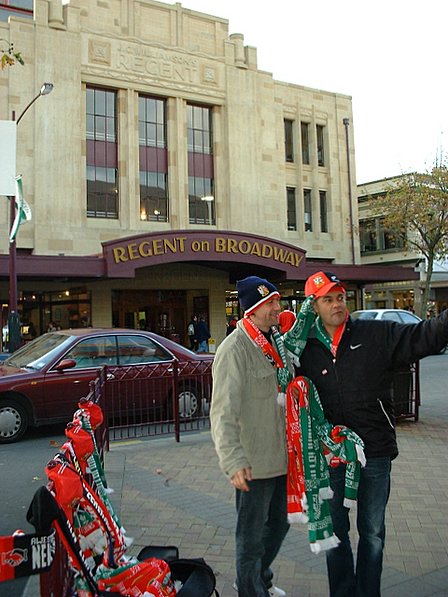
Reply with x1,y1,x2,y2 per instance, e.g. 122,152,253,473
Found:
210,319,287,479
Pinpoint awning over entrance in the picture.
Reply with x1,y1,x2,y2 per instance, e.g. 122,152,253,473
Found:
0,253,105,280
303,262,419,284
0,230,418,285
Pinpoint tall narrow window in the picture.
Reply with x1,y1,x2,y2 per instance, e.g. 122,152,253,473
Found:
86,88,118,218
316,124,325,166
284,119,294,163
139,96,168,222
380,218,405,250
188,104,214,224
286,187,296,231
304,188,312,231
360,219,378,253
319,190,328,232
301,122,310,165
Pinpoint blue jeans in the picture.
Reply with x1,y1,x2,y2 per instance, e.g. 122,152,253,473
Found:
235,475,289,596
197,340,208,352
326,456,392,597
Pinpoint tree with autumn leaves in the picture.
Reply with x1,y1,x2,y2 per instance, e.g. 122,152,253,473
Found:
0,40,24,69
375,162,448,318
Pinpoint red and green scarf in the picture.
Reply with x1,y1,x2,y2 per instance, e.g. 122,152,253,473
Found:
243,315,297,407
286,377,365,553
242,316,284,369
282,300,365,553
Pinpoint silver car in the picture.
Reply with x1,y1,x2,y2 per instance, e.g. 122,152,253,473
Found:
351,308,422,324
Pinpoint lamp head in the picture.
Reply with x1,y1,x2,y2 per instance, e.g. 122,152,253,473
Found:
40,83,54,96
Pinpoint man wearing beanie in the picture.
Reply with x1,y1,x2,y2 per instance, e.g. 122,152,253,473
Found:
296,271,448,597
210,276,288,597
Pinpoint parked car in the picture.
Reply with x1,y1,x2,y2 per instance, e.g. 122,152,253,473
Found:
351,308,422,324
0,328,213,444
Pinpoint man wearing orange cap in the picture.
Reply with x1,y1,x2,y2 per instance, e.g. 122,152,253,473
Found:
211,276,289,597
296,271,448,597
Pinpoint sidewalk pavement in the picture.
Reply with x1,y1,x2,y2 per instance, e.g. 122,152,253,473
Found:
105,355,448,597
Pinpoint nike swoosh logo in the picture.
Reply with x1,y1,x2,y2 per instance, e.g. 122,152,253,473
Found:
350,344,362,350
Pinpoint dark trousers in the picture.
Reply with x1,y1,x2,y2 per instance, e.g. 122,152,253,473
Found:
326,457,392,597
235,475,289,596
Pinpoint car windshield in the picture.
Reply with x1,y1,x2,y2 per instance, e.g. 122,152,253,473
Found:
4,332,74,370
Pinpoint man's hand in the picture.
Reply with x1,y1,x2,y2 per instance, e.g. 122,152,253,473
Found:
300,294,315,315
230,467,253,492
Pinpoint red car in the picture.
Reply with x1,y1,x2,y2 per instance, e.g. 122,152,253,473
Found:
0,328,213,444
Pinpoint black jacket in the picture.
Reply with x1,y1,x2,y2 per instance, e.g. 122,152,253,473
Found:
196,320,211,343
297,311,448,459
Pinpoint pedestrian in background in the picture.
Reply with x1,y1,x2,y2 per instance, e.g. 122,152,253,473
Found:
226,315,238,336
187,315,198,351
27,321,37,339
211,276,288,597
295,271,448,597
196,317,211,353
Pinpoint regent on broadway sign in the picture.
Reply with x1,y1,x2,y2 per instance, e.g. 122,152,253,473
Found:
103,231,306,279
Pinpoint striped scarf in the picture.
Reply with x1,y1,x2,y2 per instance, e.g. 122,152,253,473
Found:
281,299,366,553
242,316,293,407
286,377,339,553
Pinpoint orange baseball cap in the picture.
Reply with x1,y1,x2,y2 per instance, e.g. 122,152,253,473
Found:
305,271,346,298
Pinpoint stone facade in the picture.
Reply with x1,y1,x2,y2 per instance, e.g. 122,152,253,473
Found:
0,0,358,262
0,0,366,344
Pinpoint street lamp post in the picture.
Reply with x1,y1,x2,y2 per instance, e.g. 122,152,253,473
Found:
6,83,54,353
343,117,356,265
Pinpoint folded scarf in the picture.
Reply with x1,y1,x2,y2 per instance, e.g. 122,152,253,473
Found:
286,377,365,553
286,376,339,553
281,299,365,553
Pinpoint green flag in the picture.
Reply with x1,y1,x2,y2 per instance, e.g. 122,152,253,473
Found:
9,175,32,243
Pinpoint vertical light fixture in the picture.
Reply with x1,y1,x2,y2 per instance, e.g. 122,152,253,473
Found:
343,118,356,264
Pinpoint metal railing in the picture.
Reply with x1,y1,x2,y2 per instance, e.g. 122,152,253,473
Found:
105,360,213,442
393,361,420,422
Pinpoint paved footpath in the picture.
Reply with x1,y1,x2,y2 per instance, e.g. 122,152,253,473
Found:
106,355,448,597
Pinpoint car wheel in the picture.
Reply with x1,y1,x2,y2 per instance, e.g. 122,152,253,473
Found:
178,385,200,420
0,399,28,443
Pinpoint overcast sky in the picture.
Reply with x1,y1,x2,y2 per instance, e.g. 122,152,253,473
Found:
171,0,448,184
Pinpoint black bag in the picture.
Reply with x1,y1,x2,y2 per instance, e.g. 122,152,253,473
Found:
137,545,179,562
137,546,219,597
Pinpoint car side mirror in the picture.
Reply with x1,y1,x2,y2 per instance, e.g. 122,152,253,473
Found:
54,358,77,371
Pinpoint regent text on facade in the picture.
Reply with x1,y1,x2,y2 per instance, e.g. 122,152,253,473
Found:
104,231,306,279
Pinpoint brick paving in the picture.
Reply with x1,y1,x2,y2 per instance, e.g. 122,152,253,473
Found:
105,355,448,597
